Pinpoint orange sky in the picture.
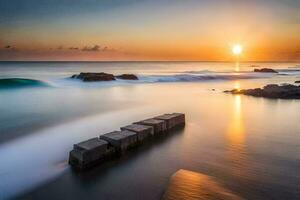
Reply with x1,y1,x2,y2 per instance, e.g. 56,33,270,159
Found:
0,0,299,61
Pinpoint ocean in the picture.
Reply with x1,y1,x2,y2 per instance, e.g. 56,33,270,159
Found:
0,61,299,199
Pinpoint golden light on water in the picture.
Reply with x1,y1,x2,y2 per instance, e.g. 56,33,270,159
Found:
235,62,240,72
225,89,251,178
234,81,241,90
162,170,242,200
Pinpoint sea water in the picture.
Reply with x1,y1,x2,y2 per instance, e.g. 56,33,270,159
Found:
0,62,299,199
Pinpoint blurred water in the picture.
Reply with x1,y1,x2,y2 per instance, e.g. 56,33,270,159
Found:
0,62,299,199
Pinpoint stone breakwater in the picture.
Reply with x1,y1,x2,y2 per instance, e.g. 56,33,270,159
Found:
69,113,185,170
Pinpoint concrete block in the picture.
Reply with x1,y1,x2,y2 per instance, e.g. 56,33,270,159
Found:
121,124,153,142
69,137,114,169
135,118,167,135
154,113,185,130
100,130,138,152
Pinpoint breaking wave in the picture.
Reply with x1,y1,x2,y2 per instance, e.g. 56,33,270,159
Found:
52,72,278,88
139,73,267,83
0,78,49,89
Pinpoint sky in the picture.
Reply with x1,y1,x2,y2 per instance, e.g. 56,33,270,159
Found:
0,0,299,61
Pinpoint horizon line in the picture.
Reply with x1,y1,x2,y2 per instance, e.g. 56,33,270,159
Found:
0,60,299,63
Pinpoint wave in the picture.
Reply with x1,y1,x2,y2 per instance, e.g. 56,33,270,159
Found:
5,70,292,89
0,78,48,89
54,73,276,88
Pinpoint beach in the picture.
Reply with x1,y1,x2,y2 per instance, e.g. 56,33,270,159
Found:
0,61,300,200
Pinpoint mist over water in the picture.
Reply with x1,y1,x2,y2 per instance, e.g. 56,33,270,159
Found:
0,62,299,200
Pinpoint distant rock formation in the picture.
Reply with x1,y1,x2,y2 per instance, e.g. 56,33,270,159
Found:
224,84,300,99
115,74,138,80
254,68,278,73
71,72,138,82
295,80,300,83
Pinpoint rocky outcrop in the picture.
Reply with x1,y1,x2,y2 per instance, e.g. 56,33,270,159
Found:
71,72,115,82
224,84,300,99
71,72,138,82
116,74,138,80
295,80,300,83
254,68,278,73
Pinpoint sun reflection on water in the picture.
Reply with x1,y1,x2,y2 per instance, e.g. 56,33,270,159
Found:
234,81,241,91
228,95,244,143
226,94,250,178
235,61,240,72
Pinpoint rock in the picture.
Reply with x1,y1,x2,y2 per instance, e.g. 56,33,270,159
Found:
154,113,185,130
121,124,153,142
69,137,115,170
254,68,278,73
224,89,243,94
71,72,116,82
224,84,300,99
162,169,242,200
135,118,167,135
100,130,138,152
295,80,300,83
70,72,139,81
116,74,138,80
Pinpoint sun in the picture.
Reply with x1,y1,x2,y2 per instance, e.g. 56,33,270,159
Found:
232,44,243,55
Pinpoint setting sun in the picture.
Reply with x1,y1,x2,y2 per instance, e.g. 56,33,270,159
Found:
232,44,243,55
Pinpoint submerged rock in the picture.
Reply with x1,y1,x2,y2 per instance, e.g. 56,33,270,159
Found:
116,74,138,80
162,169,243,200
224,84,300,99
254,68,278,73
295,80,300,83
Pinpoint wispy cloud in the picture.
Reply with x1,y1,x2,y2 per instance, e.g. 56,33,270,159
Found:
69,47,79,50
2,45,17,51
82,45,101,52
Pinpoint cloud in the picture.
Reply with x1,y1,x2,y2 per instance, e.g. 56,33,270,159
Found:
82,45,100,51
103,46,117,52
2,45,17,51
57,45,63,50
81,45,117,52
69,47,79,50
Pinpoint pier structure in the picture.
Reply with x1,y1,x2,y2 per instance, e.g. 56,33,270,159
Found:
69,113,185,170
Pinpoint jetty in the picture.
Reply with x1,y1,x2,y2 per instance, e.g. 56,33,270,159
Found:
69,113,185,170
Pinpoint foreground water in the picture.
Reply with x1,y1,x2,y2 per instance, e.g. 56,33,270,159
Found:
0,62,299,199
